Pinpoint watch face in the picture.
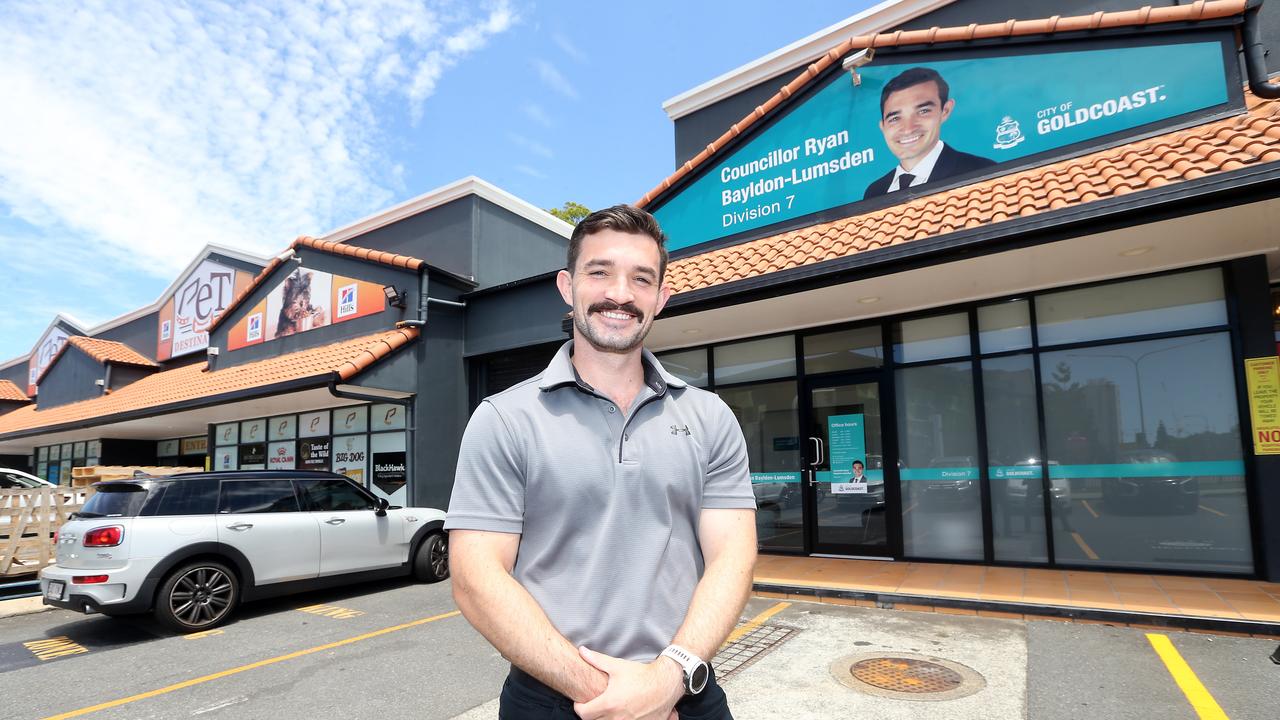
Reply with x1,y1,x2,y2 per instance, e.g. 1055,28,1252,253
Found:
691,663,710,694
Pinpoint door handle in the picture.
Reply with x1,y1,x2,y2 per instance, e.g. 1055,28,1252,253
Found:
325,518,347,525
808,437,825,467
226,523,253,531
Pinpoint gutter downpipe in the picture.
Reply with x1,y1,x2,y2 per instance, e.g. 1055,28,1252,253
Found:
1245,0,1280,99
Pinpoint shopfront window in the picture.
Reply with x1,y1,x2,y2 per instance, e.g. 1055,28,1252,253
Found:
1035,268,1226,346
713,336,795,385
1040,332,1251,573
656,348,709,387
982,354,1047,564
717,380,802,551
893,313,970,364
896,361,982,560
978,300,1032,353
803,325,883,374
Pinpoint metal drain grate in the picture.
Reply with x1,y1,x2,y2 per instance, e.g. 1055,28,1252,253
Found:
850,657,964,694
713,624,796,680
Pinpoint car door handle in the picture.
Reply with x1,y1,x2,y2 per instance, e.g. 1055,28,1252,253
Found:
226,523,253,531
325,518,346,525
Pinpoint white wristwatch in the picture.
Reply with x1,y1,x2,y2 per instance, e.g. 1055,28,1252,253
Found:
660,644,709,695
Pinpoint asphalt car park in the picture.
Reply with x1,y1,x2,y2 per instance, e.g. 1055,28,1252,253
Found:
4,581,1277,720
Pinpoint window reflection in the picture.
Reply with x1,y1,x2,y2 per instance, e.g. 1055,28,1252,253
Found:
896,362,982,560
1040,332,1251,574
717,380,802,551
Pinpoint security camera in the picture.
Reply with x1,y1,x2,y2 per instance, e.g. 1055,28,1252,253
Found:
843,49,875,86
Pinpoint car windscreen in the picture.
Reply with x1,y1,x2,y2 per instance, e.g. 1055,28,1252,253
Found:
79,484,149,518
0,472,42,489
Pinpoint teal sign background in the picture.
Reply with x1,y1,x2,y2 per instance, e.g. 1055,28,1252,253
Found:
654,40,1230,252
827,413,867,485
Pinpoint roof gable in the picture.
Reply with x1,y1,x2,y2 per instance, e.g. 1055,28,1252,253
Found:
639,0,1248,234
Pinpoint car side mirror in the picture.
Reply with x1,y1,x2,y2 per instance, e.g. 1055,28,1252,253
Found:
375,497,389,516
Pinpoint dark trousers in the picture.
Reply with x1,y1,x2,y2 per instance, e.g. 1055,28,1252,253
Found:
499,665,733,719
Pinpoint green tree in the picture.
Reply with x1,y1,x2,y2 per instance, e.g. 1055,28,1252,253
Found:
547,201,590,225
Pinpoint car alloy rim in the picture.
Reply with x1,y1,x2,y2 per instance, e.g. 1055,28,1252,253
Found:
170,567,233,627
430,539,448,578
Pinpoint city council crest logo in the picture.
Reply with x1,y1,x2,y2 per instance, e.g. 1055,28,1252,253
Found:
993,116,1025,150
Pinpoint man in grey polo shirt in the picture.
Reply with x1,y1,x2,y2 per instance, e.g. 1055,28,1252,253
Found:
447,205,757,719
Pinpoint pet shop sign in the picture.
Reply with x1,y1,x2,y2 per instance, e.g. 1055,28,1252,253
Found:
225,268,387,351
157,259,253,360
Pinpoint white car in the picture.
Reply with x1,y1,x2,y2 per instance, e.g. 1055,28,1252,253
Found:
39,470,448,632
0,467,55,489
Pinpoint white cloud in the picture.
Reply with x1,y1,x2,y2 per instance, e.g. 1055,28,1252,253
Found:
0,0,518,285
552,33,588,63
521,102,554,128
507,133,554,159
514,165,548,180
534,59,579,100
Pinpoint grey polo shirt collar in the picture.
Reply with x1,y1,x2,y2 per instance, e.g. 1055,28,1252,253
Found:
537,341,687,397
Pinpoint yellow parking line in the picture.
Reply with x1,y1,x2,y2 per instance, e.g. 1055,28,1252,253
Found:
724,601,790,647
903,503,918,515
182,629,224,641
24,637,89,661
1198,505,1227,517
1146,633,1229,719
1071,532,1100,560
298,603,365,619
41,610,460,720
1080,500,1100,519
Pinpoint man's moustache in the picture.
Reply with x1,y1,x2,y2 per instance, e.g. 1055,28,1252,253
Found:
588,301,644,323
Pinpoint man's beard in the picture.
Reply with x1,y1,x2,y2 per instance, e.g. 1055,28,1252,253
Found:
574,300,649,353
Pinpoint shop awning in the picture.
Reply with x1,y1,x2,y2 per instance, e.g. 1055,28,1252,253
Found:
0,328,418,441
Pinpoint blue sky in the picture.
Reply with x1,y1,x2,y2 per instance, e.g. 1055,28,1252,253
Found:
0,0,871,362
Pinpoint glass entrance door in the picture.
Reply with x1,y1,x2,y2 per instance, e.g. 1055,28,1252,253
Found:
805,376,895,557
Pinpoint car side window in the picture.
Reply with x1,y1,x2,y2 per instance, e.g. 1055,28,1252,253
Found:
297,479,376,512
154,478,222,516
218,480,300,514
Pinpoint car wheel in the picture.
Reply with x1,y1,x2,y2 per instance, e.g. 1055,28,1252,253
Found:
413,532,449,583
154,561,239,633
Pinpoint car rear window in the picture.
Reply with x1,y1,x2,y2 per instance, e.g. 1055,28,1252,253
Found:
146,478,221,516
218,480,300,514
80,484,149,518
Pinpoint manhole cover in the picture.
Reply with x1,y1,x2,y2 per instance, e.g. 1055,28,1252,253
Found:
831,652,985,701
850,657,963,693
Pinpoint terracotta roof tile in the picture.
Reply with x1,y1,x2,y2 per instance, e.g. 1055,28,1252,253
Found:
208,236,426,335
34,336,158,386
66,336,156,368
661,90,1280,297
638,1,1247,209
0,380,29,403
0,329,418,438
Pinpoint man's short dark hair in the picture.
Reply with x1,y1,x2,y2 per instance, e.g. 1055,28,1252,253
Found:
880,67,950,117
853,460,864,468
567,204,669,281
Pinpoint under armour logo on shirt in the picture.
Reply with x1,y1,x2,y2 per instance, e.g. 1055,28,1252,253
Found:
670,424,691,436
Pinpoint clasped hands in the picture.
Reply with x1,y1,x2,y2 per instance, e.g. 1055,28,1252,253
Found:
572,646,685,720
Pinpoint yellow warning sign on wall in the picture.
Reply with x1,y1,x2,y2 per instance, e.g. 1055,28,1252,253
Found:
1244,356,1280,455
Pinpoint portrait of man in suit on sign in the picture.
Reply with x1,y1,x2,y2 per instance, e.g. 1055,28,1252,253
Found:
863,67,995,199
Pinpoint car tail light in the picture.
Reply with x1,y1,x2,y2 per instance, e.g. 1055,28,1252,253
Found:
73,575,110,584
83,526,123,547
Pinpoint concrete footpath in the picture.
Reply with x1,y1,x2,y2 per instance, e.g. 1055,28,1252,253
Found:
452,597,1027,719
0,596,50,619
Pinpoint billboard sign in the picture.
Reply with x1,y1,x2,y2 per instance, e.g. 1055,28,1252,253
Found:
157,259,252,360
226,268,387,351
652,37,1235,253
28,326,71,395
